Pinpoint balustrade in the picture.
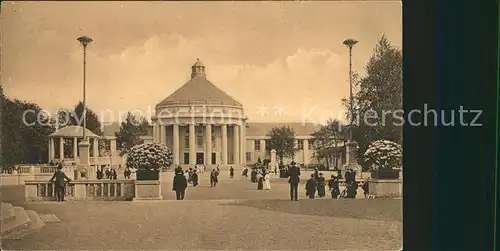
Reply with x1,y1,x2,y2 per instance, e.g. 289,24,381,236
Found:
25,180,134,201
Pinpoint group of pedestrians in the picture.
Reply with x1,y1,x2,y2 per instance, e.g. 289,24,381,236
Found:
285,162,365,200
245,166,271,190
96,166,118,180
171,165,221,200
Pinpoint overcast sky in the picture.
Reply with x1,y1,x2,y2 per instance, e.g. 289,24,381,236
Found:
1,1,401,124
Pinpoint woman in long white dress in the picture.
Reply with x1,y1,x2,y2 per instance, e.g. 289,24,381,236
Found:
264,172,271,190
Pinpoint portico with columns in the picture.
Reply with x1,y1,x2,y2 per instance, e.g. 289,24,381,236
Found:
153,59,246,168
47,125,121,167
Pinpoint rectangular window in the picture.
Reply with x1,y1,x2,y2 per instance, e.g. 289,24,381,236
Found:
254,140,260,150
265,140,271,151
246,152,252,162
185,127,189,134
297,140,304,150
308,140,314,150
185,137,189,148
197,136,203,147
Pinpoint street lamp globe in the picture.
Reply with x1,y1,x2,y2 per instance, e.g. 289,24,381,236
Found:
77,36,93,47
343,38,358,48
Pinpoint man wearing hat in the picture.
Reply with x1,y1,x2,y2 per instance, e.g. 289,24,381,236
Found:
49,164,72,202
287,161,301,201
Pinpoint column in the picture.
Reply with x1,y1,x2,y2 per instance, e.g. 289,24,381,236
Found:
93,138,99,158
294,140,299,162
152,123,158,143
73,137,78,159
110,139,117,157
233,125,240,164
221,124,227,165
160,125,166,145
173,124,179,166
189,124,196,165
240,123,246,164
205,124,212,165
59,137,64,160
215,126,221,164
260,139,265,159
49,138,55,161
303,139,309,164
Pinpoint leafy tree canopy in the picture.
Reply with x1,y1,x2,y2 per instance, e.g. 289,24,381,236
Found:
1,87,54,167
266,125,296,164
311,119,345,168
115,112,150,154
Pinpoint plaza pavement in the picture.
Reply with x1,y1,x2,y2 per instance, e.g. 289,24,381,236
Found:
1,171,402,250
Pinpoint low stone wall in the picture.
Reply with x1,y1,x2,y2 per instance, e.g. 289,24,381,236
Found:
1,174,54,186
24,180,135,201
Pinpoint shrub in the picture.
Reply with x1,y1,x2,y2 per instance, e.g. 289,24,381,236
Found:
363,140,402,170
125,143,173,171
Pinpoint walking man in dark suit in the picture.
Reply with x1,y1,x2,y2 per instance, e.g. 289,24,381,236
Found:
288,161,301,201
49,164,72,202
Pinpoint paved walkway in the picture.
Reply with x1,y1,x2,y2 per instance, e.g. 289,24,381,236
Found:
1,172,402,250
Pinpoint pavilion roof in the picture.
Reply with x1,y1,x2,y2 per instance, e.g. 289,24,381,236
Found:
49,126,100,138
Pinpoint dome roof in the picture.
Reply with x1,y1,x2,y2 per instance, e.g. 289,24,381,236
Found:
156,59,242,108
49,126,100,138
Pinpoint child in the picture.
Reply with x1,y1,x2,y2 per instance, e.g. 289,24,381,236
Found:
305,174,318,199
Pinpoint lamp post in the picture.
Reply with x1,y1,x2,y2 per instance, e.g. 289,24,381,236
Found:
76,36,93,179
342,38,360,179
77,36,93,143
343,38,358,141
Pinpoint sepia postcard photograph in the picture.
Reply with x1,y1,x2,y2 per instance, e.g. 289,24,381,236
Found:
0,1,402,250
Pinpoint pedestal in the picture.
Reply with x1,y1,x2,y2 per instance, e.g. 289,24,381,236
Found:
343,140,361,179
77,141,90,180
270,149,277,169
133,180,162,201
368,179,402,197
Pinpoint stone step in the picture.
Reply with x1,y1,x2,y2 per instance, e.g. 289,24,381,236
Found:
1,210,46,240
0,206,30,236
0,202,16,225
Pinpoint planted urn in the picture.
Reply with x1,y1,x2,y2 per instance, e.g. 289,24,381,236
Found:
126,143,173,180
364,140,402,179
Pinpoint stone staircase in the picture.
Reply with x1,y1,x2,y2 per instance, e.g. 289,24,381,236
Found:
1,202,45,240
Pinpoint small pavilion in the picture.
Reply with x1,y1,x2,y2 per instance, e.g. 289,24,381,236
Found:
48,126,101,163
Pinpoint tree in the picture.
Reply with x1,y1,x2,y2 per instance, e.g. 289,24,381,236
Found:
311,119,345,170
342,35,403,156
266,125,296,164
115,112,150,154
1,89,54,168
72,101,103,136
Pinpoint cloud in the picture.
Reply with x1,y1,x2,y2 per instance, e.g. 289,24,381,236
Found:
12,34,353,125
